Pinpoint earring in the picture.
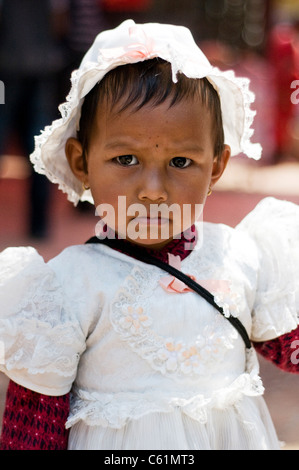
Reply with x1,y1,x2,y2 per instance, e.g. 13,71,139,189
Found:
207,186,212,196
82,181,90,191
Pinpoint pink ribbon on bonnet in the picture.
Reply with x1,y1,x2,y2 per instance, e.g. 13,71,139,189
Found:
98,25,156,62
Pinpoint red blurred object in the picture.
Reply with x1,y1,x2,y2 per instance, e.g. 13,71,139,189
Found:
102,0,151,12
267,23,299,158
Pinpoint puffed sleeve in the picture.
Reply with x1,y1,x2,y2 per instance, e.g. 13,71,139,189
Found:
0,247,86,396
236,197,299,342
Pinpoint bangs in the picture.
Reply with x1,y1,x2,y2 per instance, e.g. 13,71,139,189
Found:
98,58,202,111
95,58,217,113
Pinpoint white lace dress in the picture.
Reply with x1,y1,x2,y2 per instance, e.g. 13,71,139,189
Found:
0,197,298,450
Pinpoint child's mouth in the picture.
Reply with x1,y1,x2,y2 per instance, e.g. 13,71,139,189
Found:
133,216,170,226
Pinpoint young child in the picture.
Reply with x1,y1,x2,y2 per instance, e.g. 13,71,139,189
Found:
1,20,299,451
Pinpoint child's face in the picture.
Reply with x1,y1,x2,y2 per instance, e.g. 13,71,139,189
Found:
67,96,230,249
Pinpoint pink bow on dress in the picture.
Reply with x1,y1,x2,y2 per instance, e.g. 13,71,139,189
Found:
159,254,230,294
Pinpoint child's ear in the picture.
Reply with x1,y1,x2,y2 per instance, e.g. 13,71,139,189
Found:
210,144,231,187
65,137,88,184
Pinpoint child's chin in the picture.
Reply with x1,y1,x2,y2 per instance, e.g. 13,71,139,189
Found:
126,236,174,250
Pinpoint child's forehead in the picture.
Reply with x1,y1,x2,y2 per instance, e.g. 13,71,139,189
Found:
93,93,214,150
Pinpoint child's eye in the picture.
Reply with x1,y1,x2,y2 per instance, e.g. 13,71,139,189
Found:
170,157,192,168
115,155,138,166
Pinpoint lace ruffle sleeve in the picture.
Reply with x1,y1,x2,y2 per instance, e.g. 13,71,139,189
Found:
236,197,299,342
0,247,86,395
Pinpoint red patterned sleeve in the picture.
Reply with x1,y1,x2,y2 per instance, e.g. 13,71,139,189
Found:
253,325,299,374
0,381,69,450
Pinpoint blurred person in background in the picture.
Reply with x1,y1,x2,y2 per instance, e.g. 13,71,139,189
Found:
65,0,109,71
0,0,68,238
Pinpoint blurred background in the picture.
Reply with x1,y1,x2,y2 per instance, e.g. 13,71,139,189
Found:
1,0,299,450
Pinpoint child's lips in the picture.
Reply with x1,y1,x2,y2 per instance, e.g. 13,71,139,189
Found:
133,216,170,226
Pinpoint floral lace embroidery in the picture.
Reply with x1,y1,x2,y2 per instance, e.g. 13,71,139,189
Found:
111,265,240,378
120,306,152,333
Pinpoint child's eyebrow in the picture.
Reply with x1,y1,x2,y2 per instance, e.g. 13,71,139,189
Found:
104,138,142,150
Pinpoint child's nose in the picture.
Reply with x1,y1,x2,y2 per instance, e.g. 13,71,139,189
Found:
137,168,168,202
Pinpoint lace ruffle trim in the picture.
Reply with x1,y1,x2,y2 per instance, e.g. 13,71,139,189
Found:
251,294,299,341
0,317,85,377
67,352,263,429
207,68,262,160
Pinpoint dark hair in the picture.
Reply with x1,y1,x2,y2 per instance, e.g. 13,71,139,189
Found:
78,58,224,172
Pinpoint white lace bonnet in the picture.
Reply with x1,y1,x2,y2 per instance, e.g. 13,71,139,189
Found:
30,19,262,205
